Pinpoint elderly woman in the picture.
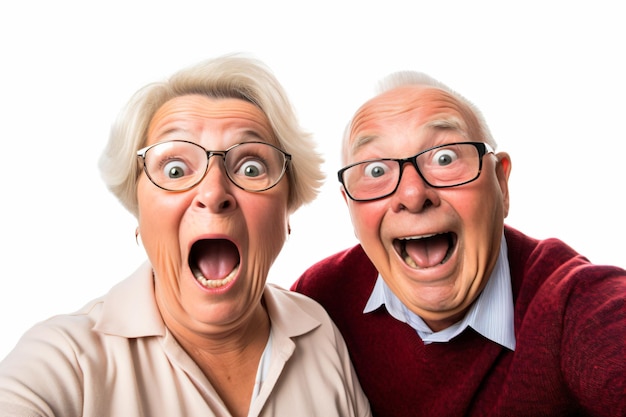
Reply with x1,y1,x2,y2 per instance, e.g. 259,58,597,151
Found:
0,55,371,417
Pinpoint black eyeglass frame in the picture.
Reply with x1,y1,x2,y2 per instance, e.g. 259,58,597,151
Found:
137,140,292,192
337,141,494,202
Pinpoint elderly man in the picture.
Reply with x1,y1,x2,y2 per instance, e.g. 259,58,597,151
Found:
292,72,625,416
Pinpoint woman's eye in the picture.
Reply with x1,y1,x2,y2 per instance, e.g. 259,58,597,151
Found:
237,160,266,178
163,160,189,179
432,149,458,166
363,161,389,178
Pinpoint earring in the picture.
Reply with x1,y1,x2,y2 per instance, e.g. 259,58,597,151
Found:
135,227,141,246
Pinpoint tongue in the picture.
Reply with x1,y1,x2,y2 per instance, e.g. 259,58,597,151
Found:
404,234,450,268
192,239,239,280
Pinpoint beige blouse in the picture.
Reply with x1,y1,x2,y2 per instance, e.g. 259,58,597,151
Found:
0,262,371,417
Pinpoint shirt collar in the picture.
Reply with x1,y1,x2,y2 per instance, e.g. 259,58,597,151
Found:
262,284,321,338
93,261,165,338
364,233,516,351
92,262,321,341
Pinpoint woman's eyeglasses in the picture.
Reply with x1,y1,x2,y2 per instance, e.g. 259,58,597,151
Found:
137,140,291,192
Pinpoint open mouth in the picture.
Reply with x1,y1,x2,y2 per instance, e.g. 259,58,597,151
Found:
188,239,240,288
394,232,457,269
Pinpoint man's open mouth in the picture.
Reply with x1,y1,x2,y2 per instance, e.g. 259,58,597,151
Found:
188,239,240,288
394,232,457,269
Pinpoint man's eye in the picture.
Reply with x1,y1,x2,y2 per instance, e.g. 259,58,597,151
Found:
432,149,458,166
363,162,389,178
163,160,189,179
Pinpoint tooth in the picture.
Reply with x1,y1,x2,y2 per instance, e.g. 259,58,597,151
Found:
194,264,239,288
404,254,418,268
401,233,436,241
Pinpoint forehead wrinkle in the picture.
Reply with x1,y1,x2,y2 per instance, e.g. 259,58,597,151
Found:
348,114,469,156
420,90,481,141
347,102,418,157
344,86,479,162
147,96,276,147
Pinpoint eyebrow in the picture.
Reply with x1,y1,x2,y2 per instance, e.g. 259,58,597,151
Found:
349,135,378,154
424,116,467,133
154,127,187,138
151,126,270,144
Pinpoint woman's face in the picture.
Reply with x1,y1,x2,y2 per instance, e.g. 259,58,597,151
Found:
136,94,290,335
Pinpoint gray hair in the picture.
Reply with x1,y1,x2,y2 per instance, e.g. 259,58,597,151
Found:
99,54,324,216
342,71,496,161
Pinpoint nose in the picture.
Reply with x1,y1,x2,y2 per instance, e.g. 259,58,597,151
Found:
192,157,237,213
390,163,440,213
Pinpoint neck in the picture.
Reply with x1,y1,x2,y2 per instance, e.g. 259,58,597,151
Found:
172,302,270,357
423,309,467,332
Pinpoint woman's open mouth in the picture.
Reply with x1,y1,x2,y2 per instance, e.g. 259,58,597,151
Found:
188,239,240,288
393,232,457,269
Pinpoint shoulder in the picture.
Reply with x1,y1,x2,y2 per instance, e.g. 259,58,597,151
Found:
21,298,105,350
0,300,106,414
505,225,623,293
505,227,626,412
1,297,107,375
292,244,376,292
0,263,160,385
301,244,372,274
506,225,625,327
291,245,378,326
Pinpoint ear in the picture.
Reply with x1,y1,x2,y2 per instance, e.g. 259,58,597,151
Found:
495,152,512,217
340,185,349,205
340,185,360,240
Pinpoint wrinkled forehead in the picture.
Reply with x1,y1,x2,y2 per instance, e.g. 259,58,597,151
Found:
146,94,278,146
346,86,481,157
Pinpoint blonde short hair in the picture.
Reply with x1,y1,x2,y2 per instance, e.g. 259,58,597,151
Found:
99,54,324,216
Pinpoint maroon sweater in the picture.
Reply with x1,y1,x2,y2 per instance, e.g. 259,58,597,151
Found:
292,226,625,416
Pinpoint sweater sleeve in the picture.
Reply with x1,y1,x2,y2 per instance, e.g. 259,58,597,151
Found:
560,264,625,416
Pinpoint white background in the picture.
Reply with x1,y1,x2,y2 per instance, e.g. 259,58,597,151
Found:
1,1,624,359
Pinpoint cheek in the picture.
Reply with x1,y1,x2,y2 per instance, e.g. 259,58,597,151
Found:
137,180,188,255
453,176,504,227
476,190,505,233
242,199,289,277
244,191,289,245
453,183,505,269
348,202,384,243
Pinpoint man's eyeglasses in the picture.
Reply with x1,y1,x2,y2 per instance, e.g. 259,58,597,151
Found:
137,140,291,192
338,142,494,202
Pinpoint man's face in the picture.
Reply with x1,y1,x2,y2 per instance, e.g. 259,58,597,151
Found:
342,85,511,330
